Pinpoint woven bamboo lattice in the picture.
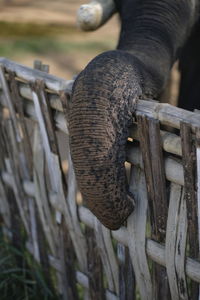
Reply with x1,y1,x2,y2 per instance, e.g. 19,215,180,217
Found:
0,57,200,300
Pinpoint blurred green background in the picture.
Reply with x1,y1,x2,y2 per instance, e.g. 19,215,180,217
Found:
0,0,119,79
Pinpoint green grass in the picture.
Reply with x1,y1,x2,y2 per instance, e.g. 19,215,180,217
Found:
0,233,59,300
0,38,115,57
0,21,115,58
0,21,75,37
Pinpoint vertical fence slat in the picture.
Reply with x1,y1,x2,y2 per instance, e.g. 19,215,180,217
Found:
197,128,200,251
31,80,89,298
62,223,80,300
166,183,189,299
117,244,135,300
0,180,11,228
175,188,189,299
196,128,200,299
33,126,58,256
0,126,11,228
86,227,105,300
180,122,198,255
137,115,168,238
31,81,78,298
5,62,60,292
0,113,20,242
8,71,33,175
128,166,153,300
0,147,12,235
148,119,168,239
94,222,119,296
6,70,42,263
137,114,170,300
31,81,62,196
180,122,199,300
0,67,30,233
0,66,21,141
165,183,181,300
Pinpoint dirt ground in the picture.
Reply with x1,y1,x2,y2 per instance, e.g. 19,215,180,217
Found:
0,0,120,79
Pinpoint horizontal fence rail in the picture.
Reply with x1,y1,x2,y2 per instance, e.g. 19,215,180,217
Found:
0,58,200,300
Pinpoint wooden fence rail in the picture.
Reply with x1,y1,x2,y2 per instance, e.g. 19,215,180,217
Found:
0,58,200,300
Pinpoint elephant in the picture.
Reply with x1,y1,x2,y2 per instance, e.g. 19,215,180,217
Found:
69,0,199,230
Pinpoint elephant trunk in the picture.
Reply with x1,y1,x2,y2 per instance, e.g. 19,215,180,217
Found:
69,0,199,230
69,51,142,230
117,0,198,95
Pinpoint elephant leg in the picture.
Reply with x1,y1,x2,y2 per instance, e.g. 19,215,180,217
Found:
178,20,200,111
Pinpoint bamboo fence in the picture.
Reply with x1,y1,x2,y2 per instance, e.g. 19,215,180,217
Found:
0,57,200,300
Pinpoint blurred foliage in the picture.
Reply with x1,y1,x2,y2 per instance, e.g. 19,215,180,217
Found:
0,21,115,57
0,39,114,56
0,21,75,37
0,232,59,300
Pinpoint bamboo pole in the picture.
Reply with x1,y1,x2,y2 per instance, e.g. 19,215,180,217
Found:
0,61,199,132
1,147,184,199
20,201,200,285
0,94,185,158
78,206,200,285
0,58,73,91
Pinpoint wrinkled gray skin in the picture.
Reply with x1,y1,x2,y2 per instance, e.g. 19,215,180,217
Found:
69,0,199,230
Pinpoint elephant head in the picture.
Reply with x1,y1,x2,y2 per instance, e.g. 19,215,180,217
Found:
69,0,198,230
